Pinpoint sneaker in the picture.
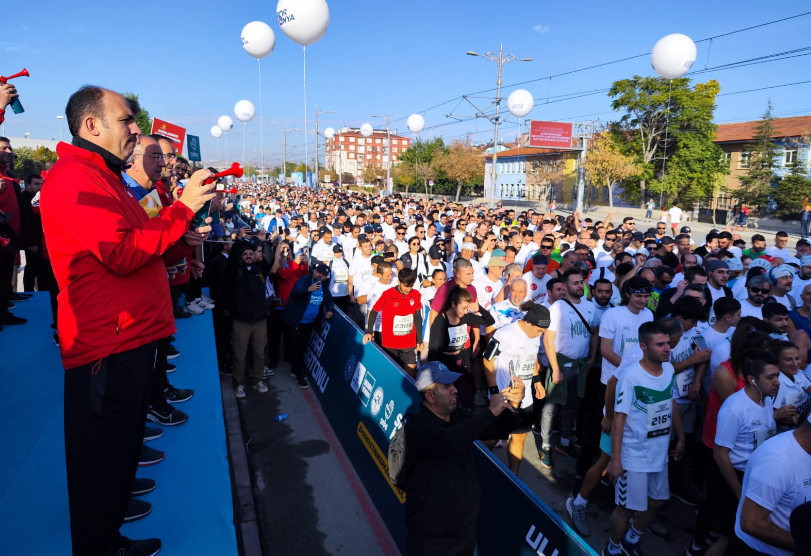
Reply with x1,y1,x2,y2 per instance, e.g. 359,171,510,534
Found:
184,301,204,315
195,297,215,310
253,380,268,393
143,427,163,442
670,483,703,506
139,445,165,467
166,345,180,360
685,545,707,556
168,335,176,342
474,389,487,407
7,301,15,310
601,544,622,556
539,447,553,469
566,496,590,537
554,442,579,461
645,520,668,537
235,384,246,398
131,478,156,496
296,375,309,389
200,294,215,306
9,292,29,301
164,362,176,374
146,404,188,426
263,366,276,378
620,539,644,556
173,307,191,319
220,367,234,377
123,498,152,523
164,385,193,404
116,538,162,556
0,313,27,325
53,332,59,347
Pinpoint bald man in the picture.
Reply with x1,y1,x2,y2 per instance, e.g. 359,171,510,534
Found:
124,136,166,216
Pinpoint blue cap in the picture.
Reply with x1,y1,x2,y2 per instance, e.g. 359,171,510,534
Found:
415,362,462,391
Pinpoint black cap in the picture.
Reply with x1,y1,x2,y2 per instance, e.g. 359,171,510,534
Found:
393,217,401,223
364,225,374,234
443,226,453,233
374,225,384,233
523,304,551,328
332,244,343,253
632,232,644,241
319,226,332,235
680,226,692,234
313,263,330,275
660,236,675,245
428,245,443,259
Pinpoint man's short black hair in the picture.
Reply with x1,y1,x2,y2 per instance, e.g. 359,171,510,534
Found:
65,85,107,136
714,297,741,319
763,302,789,319
623,216,634,223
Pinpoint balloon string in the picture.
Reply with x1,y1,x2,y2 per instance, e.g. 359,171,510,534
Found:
303,45,308,182
225,132,228,164
242,122,247,168
659,79,673,209
258,59,264,178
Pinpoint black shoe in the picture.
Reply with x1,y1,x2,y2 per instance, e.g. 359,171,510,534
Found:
123,498,152,523
7,301,15,309
50,322,56,330
220,366,233,377
296,375,309,389
166,345,180,360
164,362,176,373
131,478,156,496
0,313,26,325
146,404,188,426
164,385,193,404
116,538,162,556
9,292,29,301
554,442,579,461
139,444,165,467
173,307,191,319
168,335,176,343
143,426,163,441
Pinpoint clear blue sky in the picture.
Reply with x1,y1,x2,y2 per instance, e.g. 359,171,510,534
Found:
3,1,810,168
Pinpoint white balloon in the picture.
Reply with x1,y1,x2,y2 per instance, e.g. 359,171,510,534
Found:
360,123,373,137
217,115,234,132
323,127,335,139
406,114,425,134
651,33,697,79
211,125,223,138
241,21,276,60
234,100,256,123
276,0,330,46
507,89,534,118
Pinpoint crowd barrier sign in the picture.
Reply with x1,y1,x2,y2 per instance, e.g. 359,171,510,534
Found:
304,310,597,555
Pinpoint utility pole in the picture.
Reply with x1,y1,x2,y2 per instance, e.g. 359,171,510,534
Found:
372,111,392,194
456,46,532,208
280,125,298,185
314,105,335,192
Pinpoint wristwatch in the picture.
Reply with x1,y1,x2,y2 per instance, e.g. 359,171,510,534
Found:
488,386,499,395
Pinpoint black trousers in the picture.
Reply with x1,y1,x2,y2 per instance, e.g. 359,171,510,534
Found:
23,248,42,291
170,284,182,310
64,342,157,555
148,336,171,408
40,256,60,327
213,310,233,371
575,373,606,478
266,308,293,368
0,250,14,316
289,321,314,378
407,524,476,556
333,295,350,314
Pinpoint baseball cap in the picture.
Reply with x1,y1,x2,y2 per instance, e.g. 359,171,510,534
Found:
523,304,551,328
364,225,374,234
415,361,462,391
634,248,650,257
312,263,330,275
660,236,674,245
374,225,384,233
680,226,692,234
632,232,644,241
443,226,453,233
332,244,344,253
428,245,443,259
487,256,507,268
319,226,331,235
706,260,729,272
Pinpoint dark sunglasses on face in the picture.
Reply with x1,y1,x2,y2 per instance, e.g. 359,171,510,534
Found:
750,287,770,294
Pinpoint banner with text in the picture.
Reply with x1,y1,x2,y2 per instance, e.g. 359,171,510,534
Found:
529,121,573,149
305,311,597,555
151,118,186,156
186,134,201,162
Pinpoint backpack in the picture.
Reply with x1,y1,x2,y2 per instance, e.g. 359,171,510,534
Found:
388,419,408,487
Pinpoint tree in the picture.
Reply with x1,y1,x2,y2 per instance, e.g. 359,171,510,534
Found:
771,149,811,219
13,146,57,179
583,131,640,209
362,165,382,185
399,137,445,198
123,92,152,136
434,140,484,201
608,76,723,207
737,101,780,205
526,155,566,212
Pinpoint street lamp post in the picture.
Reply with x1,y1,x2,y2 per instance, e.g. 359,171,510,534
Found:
371,111,392,194
281,125,298,185
56,116,64,141
466,46,532,208
314,104,335,192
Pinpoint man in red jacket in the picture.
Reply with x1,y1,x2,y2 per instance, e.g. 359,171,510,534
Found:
40,86,214,556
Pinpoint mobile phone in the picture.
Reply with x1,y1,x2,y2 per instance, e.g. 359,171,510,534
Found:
508,360,517,389
692,336,709,351
483,338,501,361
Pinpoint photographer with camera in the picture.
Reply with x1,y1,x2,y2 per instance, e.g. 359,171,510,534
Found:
266,235,309,375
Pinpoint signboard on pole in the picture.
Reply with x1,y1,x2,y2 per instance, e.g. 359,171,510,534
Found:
186,134,201,162
529,121,573,148
151,118,186,156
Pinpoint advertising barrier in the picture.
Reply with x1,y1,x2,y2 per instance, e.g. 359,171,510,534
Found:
151,118,187,156
305,311,597,555
529,121,574,149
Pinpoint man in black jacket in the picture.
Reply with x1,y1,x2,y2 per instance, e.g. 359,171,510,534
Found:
208,235,233,373
402,361,525,556
19,173,43,291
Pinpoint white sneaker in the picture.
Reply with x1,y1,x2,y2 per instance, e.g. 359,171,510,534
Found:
185,301,204,315
201,295,215,306
252,380,268,393
195,297,215,310
235,384,246,398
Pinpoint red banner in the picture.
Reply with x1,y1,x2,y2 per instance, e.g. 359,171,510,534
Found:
151,118,186,156
529,121,572,148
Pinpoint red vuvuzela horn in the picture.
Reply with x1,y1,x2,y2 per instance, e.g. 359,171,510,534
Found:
0,68,29,84
204,162,243,185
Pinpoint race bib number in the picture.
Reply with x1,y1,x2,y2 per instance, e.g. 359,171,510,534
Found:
393,314,413,336
448,324,469,351
361,268,373,280
675,369,694,398
334,267,348,283
753,426,776,450
646,400,672,438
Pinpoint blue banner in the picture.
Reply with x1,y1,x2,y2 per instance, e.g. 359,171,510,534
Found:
304,311,597,556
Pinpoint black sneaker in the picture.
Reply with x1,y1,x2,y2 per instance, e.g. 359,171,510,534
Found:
116,538,162,556
173,307,191,319
166,345,180,360
143,426,163,441
9,292,29,302
168,335,176,343
146,404,188,426
131,478,156,496
164,362,176,374
554,442,579,461
220,366,233,377
296,375,309,389
164,385,193,404
139,445,165,467
0,313,27,325
123,498,152,523
7,301,15,310
263,366,276,378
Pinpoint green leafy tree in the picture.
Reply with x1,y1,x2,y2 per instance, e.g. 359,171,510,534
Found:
398,137,446,196
13,146,57,178
434,140,484,201
608,76,725,206
737,102,780,205
123,92,152,136
771,152,811,219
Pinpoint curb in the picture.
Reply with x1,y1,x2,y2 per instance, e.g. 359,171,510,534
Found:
221,375,263,556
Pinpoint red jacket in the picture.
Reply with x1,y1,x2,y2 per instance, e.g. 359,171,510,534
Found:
156,179,191,286
40,142,194,369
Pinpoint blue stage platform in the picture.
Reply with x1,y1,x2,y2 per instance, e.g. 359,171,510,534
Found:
0,293,238,556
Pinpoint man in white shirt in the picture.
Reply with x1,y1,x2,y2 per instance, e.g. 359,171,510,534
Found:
310,226,336,265
472,254,506,311
490,279,527,330
523,253,551,305
790,255,811,301
769,264,797,310
669,203,683,237
764,231,791,261
739,275,770,320
347,239,375,304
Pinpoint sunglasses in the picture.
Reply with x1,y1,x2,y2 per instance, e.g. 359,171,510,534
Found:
410,241,420,245
750,287,770,294
540,245,553,250
396,232,405,235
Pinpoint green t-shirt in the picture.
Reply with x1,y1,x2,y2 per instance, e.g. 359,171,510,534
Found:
742,248,763,260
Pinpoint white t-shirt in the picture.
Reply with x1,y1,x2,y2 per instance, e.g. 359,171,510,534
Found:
772,293,795,311
420,285,439,308
490,299,525,330
341,235,359,255
790,276,811,301
735,430,811,556
669,207,683,224
522,271,551,305
311,240,335,265
615,362,676,472
773,371,811,430
764,246,792,261
472,275,504,312
599,306,655,384
516,244,537,267
492,321,541,408
739,299,764,320
328,257,351,298
670,332,697,402
715,388,776,471
547,298,597,360
349,255,374,295
366,281,395,331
